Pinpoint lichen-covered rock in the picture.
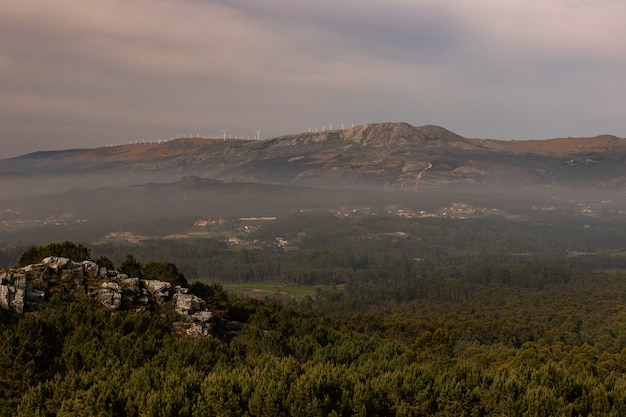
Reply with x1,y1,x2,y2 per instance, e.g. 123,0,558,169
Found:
0,272,26,313
82,261,100,278
144,279,172,305
191,310,214,322
186,322,213,338
173,293,207,315
145,279,171,294
102,282,121,291
58,267,87,297
42,256,70,270
122,277,140,287
91,282,123,310
24,264,52,291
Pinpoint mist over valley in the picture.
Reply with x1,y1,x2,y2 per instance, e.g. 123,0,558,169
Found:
5,123,626,415
2,122,626,270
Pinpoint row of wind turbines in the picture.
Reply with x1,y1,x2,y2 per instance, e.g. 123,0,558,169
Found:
306,123,354,133
107,122,357,147
106,128,263,147
219,128,262,141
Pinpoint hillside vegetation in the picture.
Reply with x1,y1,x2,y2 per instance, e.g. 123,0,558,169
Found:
3,122,626,415
4,221,626,415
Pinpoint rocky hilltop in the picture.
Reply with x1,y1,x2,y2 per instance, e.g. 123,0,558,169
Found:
0,257,240,339
2,122,626,189
186,122,626,188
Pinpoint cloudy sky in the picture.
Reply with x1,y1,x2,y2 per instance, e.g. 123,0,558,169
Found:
1,0,625,158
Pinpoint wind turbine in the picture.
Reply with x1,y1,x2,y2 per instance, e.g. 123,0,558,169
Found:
220,128,228,141
254,128,261,140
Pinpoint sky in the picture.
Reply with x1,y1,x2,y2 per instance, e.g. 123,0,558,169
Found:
1,0,625,159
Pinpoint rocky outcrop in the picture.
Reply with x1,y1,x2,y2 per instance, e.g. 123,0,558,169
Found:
0,272,26,313
173,291,207,315
0,257,234,339
171,291,217,337
89,277,173,311
0,271,45,314
92,281,124,310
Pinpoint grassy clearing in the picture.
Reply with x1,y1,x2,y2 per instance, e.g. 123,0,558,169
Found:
222,282,332,301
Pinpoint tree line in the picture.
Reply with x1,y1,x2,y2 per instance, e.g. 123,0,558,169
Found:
5,240,626,414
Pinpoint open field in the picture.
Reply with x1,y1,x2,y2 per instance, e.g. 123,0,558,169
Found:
222,282,334,301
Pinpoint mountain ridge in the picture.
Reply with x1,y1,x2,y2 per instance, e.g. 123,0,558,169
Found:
2,122,626,189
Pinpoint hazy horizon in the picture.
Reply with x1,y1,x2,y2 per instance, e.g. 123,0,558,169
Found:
2,0,625,159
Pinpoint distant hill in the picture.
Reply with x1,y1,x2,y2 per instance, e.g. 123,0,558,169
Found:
2,123,626,189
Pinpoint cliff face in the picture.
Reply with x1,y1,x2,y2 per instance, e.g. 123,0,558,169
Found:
0,257,238,338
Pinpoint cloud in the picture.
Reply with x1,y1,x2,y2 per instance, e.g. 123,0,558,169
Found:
0,0,625,157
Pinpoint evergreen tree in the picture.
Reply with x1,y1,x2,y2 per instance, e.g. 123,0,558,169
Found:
18,241,91,267
119,254,143,278
143,261,187,287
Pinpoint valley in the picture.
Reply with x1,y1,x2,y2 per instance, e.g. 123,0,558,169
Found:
3,123,626,415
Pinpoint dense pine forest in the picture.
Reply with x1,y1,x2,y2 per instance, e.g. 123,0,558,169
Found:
4,211,626,415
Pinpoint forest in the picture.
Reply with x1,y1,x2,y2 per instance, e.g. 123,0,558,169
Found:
4,209,626,415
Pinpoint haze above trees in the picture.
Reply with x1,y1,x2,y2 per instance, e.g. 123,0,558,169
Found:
3,123,626,415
